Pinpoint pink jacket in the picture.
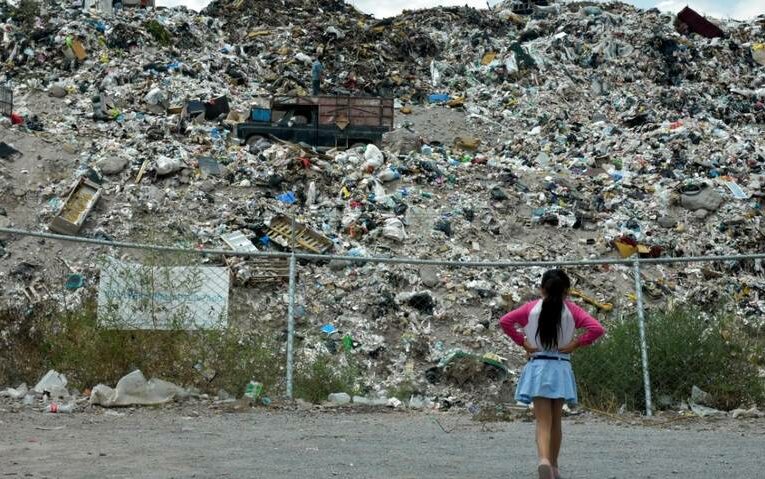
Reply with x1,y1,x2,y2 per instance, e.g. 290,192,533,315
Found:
499,299,605,350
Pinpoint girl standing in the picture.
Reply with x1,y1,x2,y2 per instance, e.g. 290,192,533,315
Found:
499,269,605,479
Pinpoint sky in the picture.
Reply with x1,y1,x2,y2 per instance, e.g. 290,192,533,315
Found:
158,0,765,20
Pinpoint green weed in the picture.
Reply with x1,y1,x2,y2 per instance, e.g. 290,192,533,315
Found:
387,380,420,401
0,298,283,397
574,306,765,412
293,352,360,403
144,20,172,46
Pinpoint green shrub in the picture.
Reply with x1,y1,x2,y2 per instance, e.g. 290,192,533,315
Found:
387,380,420,401
574,306,765,412
294,352,360,403
144,20,171,46
573,312,643,411
0,305,49,386
0,298,283,397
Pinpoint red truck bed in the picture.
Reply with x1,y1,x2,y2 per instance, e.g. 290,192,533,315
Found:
272,95,394,129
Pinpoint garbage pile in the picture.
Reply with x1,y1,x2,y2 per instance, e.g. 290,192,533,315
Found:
202,0,513,99
1,0,765,404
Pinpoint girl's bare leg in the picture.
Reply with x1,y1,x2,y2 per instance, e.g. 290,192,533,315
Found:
550,399,564,478
532,398,553,465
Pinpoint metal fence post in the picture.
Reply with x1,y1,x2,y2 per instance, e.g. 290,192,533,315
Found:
633,258,653,417
286,216,298,400
286,253,296,400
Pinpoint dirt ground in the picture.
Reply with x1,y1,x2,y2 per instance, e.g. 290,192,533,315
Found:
1,408,764,479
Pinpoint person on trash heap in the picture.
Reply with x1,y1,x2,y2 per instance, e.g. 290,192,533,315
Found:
499,269,605,479
311,55,323,96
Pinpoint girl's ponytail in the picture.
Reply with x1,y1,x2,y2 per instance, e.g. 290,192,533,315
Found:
536,269,571,351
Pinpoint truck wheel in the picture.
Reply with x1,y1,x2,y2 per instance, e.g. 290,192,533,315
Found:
246,135,266,146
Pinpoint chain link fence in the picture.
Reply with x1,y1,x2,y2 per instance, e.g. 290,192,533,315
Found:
2,226,765,415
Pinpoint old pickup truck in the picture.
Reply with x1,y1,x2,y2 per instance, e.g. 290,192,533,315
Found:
235,95,394,148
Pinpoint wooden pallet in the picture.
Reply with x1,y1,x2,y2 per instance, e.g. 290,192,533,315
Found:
267,215,333,254
248,257,289,283
225,257,289,284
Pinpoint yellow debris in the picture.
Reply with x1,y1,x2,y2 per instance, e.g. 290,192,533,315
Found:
481,51,497,65
447,97,465,108
454,136,480,150
614,240,637,258
71,39,87,61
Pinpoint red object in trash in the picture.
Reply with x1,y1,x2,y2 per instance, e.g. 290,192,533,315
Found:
10,113,24,125
676,7,724,39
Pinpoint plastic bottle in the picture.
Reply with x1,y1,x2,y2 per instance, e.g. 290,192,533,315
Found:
244,381,263,400
46,402,74,413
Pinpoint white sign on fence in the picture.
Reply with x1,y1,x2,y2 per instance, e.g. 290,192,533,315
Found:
97,258,229,329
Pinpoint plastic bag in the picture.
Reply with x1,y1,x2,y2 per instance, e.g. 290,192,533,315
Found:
382,218,406,242
430,60,442,87
90,370,189,407
504,52,519,76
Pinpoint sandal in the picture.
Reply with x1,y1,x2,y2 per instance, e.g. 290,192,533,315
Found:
538,464,554,479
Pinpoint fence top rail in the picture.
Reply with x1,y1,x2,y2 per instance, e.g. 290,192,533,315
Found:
2,227,765,268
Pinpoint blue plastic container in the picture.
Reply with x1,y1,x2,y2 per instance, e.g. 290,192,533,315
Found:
251,107,272,122
428,93,450,103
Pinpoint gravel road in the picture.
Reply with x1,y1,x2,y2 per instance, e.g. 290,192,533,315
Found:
1,409,764,479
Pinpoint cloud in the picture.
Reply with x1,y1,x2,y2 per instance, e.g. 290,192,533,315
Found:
732,1,765,19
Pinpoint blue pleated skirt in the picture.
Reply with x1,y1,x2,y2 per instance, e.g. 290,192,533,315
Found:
515,352,578,406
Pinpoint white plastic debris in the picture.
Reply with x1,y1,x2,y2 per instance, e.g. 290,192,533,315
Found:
352,395,388,406
306,181,317,206
382,218,406,242
34,370,67,394
144,87,166,106
504,52,518,75
294,52,312,64
155,156,184,175
361,144,384,172
89,370,189,407
731,407,764,419
378,167,400,183
0,383,28,399
327,392,351,404
429,59,441,87
690,385,713,406
689,402,725,418
408,395,425,409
